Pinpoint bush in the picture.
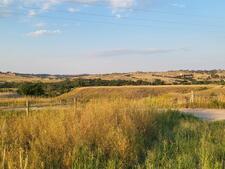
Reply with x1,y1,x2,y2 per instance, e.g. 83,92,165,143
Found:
152,79,165,85
17,83,45,96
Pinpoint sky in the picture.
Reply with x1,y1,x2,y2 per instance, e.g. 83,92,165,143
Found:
0,0,225,74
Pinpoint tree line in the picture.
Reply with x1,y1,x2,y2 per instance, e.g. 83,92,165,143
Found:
1,77,224,97
16,78,165,97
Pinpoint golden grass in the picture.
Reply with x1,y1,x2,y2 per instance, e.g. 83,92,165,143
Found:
78,70,225,83
0,74,61,83
0,97,224,169
59,85,216,100
0,98,159,168
1,85,225,109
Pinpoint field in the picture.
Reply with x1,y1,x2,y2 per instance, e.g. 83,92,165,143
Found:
0,98,224,169
1,85,225,110
0,83,224,168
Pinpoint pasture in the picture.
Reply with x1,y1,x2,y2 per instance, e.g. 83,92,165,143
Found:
0,98,224,169
0,85,224,168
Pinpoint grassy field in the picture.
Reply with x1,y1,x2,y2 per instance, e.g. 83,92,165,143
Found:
0,85,225,168
57,85,225,109
0,73,61,83
0,98,224,169
1,85,225,109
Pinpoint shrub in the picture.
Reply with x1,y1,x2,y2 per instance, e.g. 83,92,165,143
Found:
17,83,45,96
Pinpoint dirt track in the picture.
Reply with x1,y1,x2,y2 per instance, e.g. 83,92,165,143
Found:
180,108,225,121
0,106,225,121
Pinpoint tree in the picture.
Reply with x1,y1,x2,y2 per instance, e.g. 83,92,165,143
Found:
17,83,45,96
152,79,165,85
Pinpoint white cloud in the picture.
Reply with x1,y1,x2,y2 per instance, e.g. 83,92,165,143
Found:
115,14,121,18
67,7,80,13
172,3,186,8
1,0,136,9
41,0,61,10
94,48,178,57
35,22,45,28
109,0,134,9
26,29,61,37
27,10,37,16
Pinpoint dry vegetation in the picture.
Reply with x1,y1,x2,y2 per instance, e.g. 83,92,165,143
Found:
78,70,225,84
58,85,225,109
60,85,213,99
0,73,61,83
1,85,225,109
0,98,224,169
0,79,225,168
1,70,225,84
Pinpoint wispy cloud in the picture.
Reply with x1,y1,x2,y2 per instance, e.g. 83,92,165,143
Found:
35,22,45,28
110,0,134,9
26,29,61,37
172,3,186,8
27,10,37,17
0,0,136,10
93,48,180,57
67,7,80,13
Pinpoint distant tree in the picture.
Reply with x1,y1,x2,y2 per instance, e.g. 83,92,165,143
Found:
17,83,45,96
152,79,165,85
220,80,225,85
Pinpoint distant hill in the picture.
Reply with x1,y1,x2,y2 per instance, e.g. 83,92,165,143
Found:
0,70,225,85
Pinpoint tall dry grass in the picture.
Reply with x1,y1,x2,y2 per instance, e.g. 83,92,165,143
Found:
0,98,224,169
0,99,158,168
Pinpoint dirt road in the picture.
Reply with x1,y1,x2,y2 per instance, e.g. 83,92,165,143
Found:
0,106,225,121
180,108,225,121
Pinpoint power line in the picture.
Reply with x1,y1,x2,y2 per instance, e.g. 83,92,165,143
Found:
1,7,224,33
52,1,225,20
6,2,225,20
7,11,224,34
7,6,225,29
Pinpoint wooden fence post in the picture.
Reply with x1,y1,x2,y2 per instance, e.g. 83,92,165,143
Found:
26,100,30,116
190,91,194,103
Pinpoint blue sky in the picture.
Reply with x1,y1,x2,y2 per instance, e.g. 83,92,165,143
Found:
0,0,225,74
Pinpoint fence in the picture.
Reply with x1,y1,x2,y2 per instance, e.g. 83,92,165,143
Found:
0,91,225,116
0,97,80,116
